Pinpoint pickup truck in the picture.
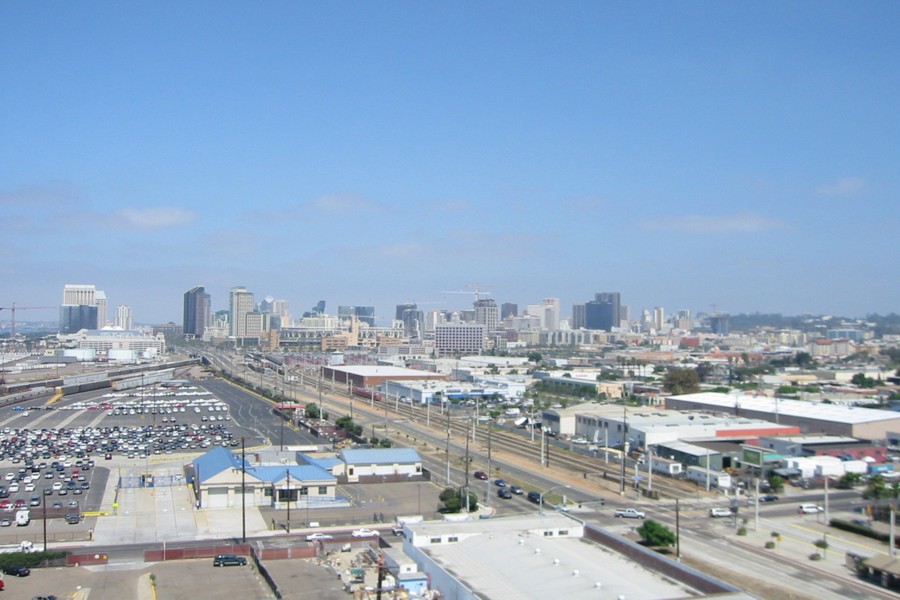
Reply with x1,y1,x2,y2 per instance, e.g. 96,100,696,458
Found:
614,508,646,519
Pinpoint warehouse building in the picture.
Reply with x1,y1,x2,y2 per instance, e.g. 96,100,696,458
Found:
666,392,900,441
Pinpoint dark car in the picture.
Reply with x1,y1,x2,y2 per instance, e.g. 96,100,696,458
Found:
527,491,542,504
65,513,81,524
3,564,31,576
510,485,524,495
213,554,247,567
497,488,513,499
759,494,779,503
494,479,507,487
473,471,488,481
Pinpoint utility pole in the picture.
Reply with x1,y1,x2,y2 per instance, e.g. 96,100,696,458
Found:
465,418,471,513
486,423,492,505
286,469,291,534
620,403,628,495
241,437,247,543
446,407,451,486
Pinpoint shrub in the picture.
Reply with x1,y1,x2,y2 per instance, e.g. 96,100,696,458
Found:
765,541,776,549
737,527,748,536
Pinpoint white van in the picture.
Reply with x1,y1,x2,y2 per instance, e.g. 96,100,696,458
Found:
798,503,824,514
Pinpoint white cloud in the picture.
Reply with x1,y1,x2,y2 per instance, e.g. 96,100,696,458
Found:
639,213,785,233
816,177,866,196
112,207,198,229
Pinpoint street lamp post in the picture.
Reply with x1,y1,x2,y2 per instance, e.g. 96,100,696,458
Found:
539,484,570,517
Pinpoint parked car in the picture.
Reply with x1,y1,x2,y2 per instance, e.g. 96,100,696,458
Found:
306,532,334,542
0,518,10,527
494,479,507,488
3,564,31,576
709,507,733,518
798,504,824,514
32,596,58,600
213,554,247,567
473,471,488,480
759,495,779,503
510,485,524,495
497,488,512,499
527,491,542,504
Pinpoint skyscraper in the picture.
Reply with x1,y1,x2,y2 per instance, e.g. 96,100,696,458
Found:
594,292,621,327
61,284,105,329
184,286,211,338
396,303,423,338
542,298,560,330
571,303,586,329
338,306,375,326
115,305,134,330
229,286,255,338
501,303,518,320
474,298,499,331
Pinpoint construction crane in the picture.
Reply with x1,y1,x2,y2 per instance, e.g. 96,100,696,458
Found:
441,283,494,303
0,303,56,338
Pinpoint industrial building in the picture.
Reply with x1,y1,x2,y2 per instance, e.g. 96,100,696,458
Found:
398,514,751,600
666,392,900,441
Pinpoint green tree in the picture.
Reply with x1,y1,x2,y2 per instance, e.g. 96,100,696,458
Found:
438,487,479,513
637,519,676,547
527,351,543,363
304,403,320,420
837,472,862,489
768,474,784,493
794,352,815,368
662,368,701,394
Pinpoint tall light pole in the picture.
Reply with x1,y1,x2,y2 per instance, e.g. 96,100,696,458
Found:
285,469,291,534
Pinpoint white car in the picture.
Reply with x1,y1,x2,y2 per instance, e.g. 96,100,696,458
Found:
798,504,824,514
709,507,732,518
305,532,334,542
351,528,377,538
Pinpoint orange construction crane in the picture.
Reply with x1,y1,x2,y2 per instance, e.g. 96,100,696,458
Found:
0,303,56,338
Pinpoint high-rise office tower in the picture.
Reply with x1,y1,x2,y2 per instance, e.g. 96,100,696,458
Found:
474,298,499,331
184,286,211,338
571,303,586,329
59,305,98,334
338,306,375,326
501,303,518,320
585,295,618,331
652,306,665,331
542,298,560,331
61,284,106,329
115,305,134,330
229,286,255,338
594,292,621,327
396,303,423,338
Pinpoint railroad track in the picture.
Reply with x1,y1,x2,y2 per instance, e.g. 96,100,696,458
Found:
305,382,702,500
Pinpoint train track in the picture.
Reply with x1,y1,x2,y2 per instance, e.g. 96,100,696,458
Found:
305,380,702,500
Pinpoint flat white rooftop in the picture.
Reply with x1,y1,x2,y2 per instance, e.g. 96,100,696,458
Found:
410,515,701,599
669,392,900,425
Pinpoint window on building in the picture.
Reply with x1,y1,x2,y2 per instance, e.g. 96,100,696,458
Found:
318,486,327,495
430,537,441,544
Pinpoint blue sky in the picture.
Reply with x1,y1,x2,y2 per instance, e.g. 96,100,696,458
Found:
2,2,899,326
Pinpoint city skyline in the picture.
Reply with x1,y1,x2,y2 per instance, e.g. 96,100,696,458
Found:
3,4,899,323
